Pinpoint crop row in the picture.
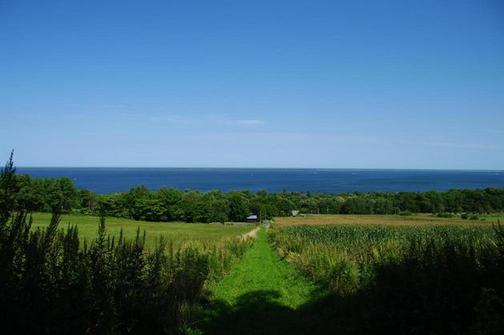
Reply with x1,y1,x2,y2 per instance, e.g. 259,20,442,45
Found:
269,224,504,334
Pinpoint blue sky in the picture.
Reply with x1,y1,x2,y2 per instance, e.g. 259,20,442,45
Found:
1,0,503,169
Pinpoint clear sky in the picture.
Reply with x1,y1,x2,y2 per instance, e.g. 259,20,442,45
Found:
1,0,503,169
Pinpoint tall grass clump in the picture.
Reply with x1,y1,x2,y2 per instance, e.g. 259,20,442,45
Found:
270,224,504,334
0,153,252,334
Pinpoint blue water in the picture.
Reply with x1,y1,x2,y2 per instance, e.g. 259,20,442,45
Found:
16,168,504,195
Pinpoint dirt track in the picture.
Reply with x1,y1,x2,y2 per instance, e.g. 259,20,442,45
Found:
241,227,260,240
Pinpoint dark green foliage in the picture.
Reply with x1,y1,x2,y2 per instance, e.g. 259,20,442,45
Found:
0,212,226,334
0,155,251,334
0,150,17,225
14,173,79,213
77,188,98,214
12,169,504,223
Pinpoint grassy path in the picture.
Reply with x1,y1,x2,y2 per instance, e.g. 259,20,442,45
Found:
200,228,319,334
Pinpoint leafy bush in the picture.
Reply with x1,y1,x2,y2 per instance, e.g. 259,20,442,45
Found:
0,154,252,334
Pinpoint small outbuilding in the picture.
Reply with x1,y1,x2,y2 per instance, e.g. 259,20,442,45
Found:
246,214,258,223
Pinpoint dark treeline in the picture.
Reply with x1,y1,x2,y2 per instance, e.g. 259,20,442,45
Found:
0,153,251,334
13,173,504,222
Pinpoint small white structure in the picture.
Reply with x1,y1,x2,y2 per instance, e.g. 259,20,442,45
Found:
246,214,258,223
291,210,300,217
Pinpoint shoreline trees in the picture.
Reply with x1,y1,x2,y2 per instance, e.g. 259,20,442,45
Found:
12,171,504,222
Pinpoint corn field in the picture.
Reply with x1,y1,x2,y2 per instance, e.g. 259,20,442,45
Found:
270,224,504,334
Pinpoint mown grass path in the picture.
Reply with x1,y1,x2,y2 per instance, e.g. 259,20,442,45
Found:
200,228,319,334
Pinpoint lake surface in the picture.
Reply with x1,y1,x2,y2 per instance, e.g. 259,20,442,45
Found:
17,168,504,194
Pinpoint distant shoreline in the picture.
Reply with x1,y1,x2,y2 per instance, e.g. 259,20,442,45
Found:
16,167,504,195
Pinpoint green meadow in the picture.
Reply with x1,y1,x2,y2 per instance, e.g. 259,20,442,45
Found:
30,212,254,248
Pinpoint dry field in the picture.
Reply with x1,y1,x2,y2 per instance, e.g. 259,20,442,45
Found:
274,214,496,227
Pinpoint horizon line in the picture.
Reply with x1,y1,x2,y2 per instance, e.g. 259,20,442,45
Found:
16,166,504,172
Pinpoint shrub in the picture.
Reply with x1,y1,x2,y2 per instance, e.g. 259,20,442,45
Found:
0,155,252,334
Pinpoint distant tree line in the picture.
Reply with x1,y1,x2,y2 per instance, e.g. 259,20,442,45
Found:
12,173,504,222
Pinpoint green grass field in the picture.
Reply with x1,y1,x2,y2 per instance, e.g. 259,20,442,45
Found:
30,212,254,248
480,213,504,222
